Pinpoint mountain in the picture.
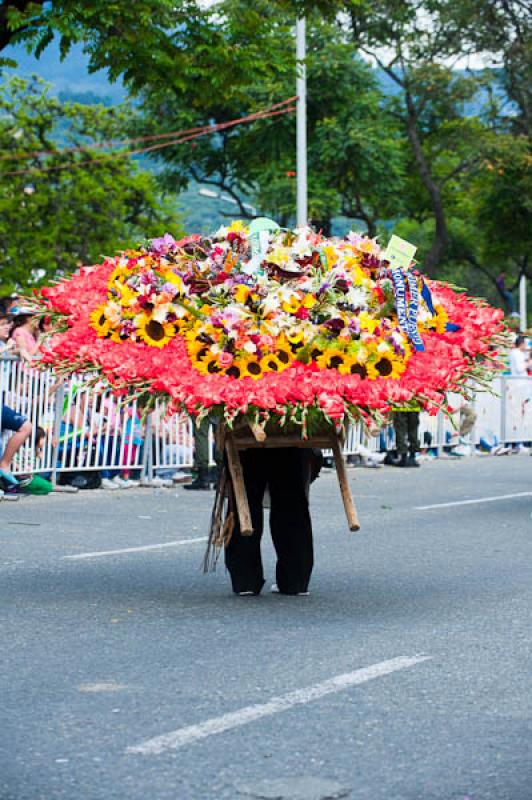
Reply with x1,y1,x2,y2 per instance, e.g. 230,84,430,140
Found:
2,41,125,103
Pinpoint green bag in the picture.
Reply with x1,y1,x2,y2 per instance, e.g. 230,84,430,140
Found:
24,475,53,495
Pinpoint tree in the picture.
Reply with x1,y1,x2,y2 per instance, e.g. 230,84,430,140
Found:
0,76,179,293
131,3,406,236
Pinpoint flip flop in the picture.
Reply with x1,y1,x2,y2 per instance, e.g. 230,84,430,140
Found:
0,469,19,486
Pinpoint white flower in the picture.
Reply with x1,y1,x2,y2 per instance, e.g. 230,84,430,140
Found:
152,304,173,322
243,341,257,353
346,288,369,308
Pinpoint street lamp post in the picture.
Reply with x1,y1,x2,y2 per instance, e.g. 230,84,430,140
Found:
519,273,527,331
296,17,307,228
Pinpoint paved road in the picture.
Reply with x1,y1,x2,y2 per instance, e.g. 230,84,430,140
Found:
1,457,531,800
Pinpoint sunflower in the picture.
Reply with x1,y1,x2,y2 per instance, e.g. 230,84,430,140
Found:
185,329,209,356
226,363,243,379
373,353,406,379
89,305,113,337
108,263,130,286
274,339,294,367
338,355,368,378
191,351,224,375
240,357,264,380
188,344,212,366
316,349,349,370
260,354,283,373
136,314,175,348
286,328,305,348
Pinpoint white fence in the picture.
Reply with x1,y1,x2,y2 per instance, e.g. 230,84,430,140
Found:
1,357,531,479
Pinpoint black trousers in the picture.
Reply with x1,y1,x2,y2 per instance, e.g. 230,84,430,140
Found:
392,411,420,455
225,448,313,595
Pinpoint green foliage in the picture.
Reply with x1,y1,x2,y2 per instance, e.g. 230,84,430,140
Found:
1,0,530,317
0,76,181,294
132,6,405,237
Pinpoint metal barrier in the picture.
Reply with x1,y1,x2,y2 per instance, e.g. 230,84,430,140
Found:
1,357,531,479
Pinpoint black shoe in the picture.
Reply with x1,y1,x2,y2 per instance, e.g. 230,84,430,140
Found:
184,467,211,490
407,454,420,468
383,451,398,466
395,453,408,467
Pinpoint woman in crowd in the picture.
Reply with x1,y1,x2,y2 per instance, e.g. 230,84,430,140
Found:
9,308,40,361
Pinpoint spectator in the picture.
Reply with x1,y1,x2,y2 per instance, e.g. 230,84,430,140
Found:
495,273,517,316
509,335,531,376
185,416,220,491
9,308,40,361
15,427,54,496
0,312,16,356
392,410,420,468
0,404,32,487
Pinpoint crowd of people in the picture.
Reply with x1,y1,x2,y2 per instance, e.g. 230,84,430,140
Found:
0,295,198,500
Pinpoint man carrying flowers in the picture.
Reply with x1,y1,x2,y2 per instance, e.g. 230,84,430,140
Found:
225,448,314,596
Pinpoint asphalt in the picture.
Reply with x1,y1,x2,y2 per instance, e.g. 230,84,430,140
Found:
0,456,531,800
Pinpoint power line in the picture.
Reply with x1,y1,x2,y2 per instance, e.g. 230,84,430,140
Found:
1,98,296,177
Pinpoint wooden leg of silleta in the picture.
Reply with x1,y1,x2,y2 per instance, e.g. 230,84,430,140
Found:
330,435,361,532
224,434,254,536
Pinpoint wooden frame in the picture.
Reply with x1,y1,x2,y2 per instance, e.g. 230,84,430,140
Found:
220,423,361,536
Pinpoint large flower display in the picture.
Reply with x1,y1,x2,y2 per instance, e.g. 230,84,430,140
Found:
38,220,504,432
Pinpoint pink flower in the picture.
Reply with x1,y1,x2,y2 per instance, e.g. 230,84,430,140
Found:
218,351,234,368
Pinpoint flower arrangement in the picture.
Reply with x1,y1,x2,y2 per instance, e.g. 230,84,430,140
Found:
37,220,505,434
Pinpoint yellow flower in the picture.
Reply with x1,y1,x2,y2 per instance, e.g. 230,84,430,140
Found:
351,265,371,287
430,304,449,334
234,284,251,304
281,294,302,314
115,283,138,308
359,311,379,334
268,246,290,267
286,328,305,346
186,336,210,359
193,352,224,375
338,355,369,379
274,338,294,367
228,220,249,235
89,305,113,337
108,263,130,285
323,245,338,270
237,356,264,380
302,294,317,309
372,355,402,379
260,354,282,373
161,270,186,295
316,349,349,370
136,314,175,348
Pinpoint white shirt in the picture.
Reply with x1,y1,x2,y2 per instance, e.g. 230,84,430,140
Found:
509,348,529,376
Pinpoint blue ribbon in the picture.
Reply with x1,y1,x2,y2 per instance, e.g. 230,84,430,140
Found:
391,268,424,352
406,271,425,351
420,278,435,315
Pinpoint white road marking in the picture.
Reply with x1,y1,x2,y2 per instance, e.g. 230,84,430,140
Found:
415,491,532,511
62,537,208,560
78,682,128,693
127,654,431,755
